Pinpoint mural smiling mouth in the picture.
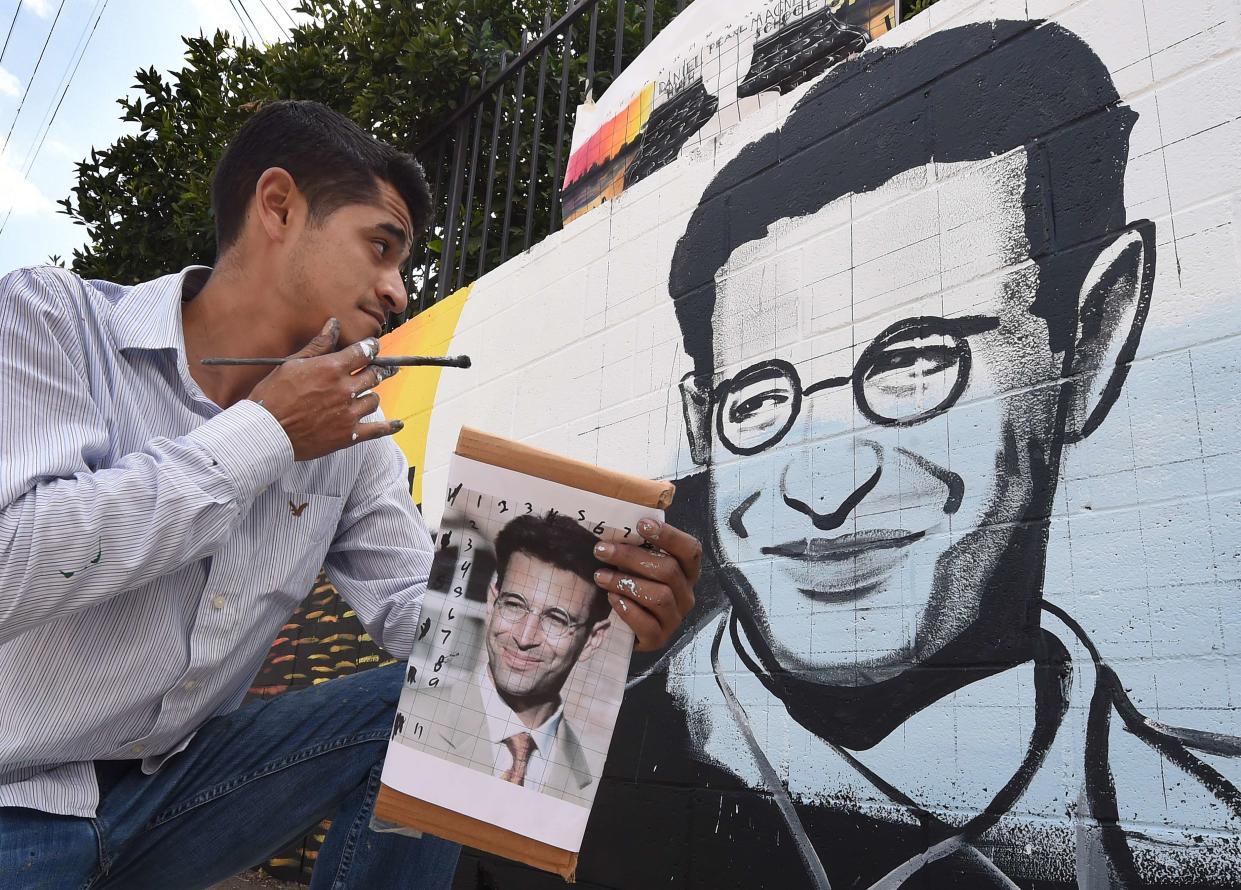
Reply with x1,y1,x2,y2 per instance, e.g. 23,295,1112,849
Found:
762,530,925,601
761,529,924,560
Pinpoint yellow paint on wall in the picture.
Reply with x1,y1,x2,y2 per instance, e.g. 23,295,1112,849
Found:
375,284,472,504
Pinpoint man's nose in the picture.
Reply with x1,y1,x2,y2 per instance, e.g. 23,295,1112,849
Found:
779,439,883,531
378,268,409,318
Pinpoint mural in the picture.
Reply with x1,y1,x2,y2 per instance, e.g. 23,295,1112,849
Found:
259,0,1241,885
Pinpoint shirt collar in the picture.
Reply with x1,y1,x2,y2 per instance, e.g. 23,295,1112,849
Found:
477,666,564,755
110,266,212,353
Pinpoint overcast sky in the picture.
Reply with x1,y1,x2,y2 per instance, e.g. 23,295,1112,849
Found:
0,0,307,273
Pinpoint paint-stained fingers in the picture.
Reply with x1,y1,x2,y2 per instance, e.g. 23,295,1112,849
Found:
351,363,393,397
604,590,664,651
594,569,679,649
350,392,381,419
337,337,381,372
638,519,703,589
350,417,405,445
593,541,695,617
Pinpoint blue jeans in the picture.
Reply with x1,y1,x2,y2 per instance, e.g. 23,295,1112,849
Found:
0,663,461,889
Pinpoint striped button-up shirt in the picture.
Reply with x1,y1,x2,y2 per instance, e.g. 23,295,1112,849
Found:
0,265,433,818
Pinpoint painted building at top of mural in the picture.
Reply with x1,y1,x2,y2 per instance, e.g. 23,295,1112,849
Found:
378,0,1241,885
559,0,891,224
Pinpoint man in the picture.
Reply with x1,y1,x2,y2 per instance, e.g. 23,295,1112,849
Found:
421,513,613,803
584,19,1241,890
0,100,700,888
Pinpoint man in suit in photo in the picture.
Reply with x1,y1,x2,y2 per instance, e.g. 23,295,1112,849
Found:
422,512,614,805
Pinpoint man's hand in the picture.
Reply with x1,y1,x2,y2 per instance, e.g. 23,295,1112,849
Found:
593,519,701,651
248,318,401,461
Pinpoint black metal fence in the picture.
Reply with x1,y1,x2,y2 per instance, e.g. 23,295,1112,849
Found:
399,0,906,320
396,0,685,319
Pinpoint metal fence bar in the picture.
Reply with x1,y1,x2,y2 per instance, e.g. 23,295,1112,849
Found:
500,31,530,263
436,118,469,303
456,104,485,290
614,0,625,74
417,140,448,314
645,0,654,45
524,9,552,252
586,2,598,91
478,50,508,278
549,22,574,233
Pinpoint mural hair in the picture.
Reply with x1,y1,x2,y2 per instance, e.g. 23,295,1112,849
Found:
668,20,1137,375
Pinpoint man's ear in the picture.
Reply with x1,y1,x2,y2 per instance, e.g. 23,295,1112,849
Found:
1064,220,1156,444
253,167,302,243
680,372,712,465
576,617,612,664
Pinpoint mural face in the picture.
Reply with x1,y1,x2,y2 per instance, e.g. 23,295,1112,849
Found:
362,3,1241,888
694,154,1067,683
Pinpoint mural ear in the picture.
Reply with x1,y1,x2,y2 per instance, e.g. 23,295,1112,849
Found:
1065,220,1156,444
679,372,712,465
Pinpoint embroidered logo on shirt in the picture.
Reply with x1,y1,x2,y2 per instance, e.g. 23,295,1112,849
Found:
56,540,103,579
289,500,309,517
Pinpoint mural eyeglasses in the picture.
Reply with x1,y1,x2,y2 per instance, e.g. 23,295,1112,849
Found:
684,315,1000,456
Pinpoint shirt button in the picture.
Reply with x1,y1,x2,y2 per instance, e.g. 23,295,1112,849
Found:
259,485,269,496
131,744,145,755
211,595,226,609
182,679,198,691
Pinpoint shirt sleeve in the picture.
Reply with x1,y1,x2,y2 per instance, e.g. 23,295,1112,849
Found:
0,268,294,644
324,428,433,660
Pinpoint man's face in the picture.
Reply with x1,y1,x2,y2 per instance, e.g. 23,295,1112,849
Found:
485,551,606,702
285,178,413,346
698,151,1065,684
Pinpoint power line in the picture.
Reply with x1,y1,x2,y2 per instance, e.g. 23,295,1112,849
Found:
0,1,21,66
225,0,260,44
20,0,107,177
253,0,290,40
0,0,68,153
276,0,297,29
233,0,266,44
0,0,109,240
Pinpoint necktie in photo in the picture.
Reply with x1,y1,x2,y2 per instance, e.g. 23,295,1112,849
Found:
501,731,537,786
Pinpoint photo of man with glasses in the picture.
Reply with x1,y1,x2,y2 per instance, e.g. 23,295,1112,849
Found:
413,512,612,805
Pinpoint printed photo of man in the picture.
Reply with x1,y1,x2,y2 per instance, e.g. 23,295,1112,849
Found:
419,512,613,804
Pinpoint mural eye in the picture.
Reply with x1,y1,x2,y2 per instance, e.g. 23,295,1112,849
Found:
728,389,789,425
860,336,968,424
866,344,958,388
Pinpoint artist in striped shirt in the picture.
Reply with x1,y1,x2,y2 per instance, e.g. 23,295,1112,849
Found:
0,100,700,889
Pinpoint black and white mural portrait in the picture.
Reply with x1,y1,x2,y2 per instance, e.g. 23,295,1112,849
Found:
396,0,1241,886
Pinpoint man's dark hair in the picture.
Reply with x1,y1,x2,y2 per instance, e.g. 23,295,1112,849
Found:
494,512,611,626
670,20,1136,375
211,100,433,253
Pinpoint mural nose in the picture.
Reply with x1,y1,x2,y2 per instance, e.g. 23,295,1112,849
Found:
779,440,883,531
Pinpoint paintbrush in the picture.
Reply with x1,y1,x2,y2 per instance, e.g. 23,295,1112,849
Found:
201,355,472,369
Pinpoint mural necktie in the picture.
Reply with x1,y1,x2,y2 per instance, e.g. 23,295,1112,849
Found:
501,732,536,786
